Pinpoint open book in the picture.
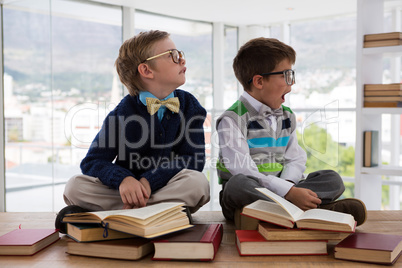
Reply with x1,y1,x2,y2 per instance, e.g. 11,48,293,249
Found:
242,188,356,233
62,202,192,238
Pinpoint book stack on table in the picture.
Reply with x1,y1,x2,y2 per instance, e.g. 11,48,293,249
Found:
363,83,402,108
63,202,191,260
363,32,402,48
236,188,356,256
62,202,223,261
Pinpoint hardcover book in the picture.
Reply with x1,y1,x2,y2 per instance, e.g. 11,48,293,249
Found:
364,101,402,108
242,188,356,232
364,83,402,91
364,32,402,41
334,232,402,265
66,223,136,242
67,237,153,260
364,90,402,96
364,96,402,102
235,230,327,256
0,229,60,256
62,202,192,238
258,222,350,242
363,39,402,48
363,130,379,167
152,223,223,261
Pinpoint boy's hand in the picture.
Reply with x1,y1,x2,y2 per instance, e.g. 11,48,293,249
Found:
119,176,150,209
284,187,322,211
139,177,151,197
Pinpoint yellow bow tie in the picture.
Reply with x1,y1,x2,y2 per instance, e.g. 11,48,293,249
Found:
146,97,180,115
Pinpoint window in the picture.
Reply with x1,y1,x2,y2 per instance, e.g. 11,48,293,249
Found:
4,0,122,212
289,16,357,199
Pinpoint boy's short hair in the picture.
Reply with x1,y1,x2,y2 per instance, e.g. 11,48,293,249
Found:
115,30,170,96
233,37,296,91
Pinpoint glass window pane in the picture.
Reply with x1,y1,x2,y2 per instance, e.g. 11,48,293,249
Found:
289,16,356,109
4,0,122,212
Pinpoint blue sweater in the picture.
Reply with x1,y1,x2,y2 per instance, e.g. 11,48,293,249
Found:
80,89,207,192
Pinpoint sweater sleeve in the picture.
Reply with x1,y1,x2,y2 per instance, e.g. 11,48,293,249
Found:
80,103,135,189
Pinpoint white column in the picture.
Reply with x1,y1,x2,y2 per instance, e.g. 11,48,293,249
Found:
0,7,5,212
280,22,291,44
122,7,135,41
209,22,225,210
355,0,384,209
213,22,224,112
238,25,270,46
389,6,401,210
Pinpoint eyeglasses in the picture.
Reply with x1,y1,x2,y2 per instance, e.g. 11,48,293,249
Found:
247,69,295,85
143,49,185,64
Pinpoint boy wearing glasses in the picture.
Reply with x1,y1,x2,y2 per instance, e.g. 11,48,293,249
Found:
56,30,210,233
217,37,367,227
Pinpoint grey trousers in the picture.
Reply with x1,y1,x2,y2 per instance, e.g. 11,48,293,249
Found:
219,170,345,221
64,169,210,213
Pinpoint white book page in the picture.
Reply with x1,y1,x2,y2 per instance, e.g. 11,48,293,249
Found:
90,202,184,221
296,208,354,224
256,188,304,220
246,200,293,220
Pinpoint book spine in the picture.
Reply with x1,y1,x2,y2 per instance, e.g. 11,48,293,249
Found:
200,224,218,242
364,83,402,91
200,224,223,260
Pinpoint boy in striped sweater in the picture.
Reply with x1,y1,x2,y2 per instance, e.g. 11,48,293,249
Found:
217,37,366,226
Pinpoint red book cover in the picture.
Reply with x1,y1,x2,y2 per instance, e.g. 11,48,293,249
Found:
334,232,402,264
152,223,223,261
235,230,328,256
0,229,60,256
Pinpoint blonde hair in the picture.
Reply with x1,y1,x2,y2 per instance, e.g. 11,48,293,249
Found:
115,30,170,96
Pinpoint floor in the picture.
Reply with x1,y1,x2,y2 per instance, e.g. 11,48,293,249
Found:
1,210,402,267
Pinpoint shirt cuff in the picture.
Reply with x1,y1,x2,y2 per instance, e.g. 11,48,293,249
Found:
280,167,304,184
258,176,294,198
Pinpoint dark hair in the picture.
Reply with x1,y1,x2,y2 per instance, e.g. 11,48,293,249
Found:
115,30,170,96
233,37,296,91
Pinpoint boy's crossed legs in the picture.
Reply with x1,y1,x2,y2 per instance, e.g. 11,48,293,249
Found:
219,170,367,226
56,169,210,233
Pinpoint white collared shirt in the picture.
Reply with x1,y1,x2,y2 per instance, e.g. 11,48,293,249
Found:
217,91,307,197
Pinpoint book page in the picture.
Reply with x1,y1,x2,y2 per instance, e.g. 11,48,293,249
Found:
90,202,184,221
256,188,303,221
246,200,293,220
297,208,354,224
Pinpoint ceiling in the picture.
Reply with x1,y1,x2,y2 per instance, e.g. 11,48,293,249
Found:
89,0,401,26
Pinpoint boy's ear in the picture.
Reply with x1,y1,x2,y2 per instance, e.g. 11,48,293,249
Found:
251,75,264,90
137,63,154,79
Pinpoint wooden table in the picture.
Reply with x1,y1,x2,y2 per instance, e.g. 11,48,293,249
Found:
1,210,402,267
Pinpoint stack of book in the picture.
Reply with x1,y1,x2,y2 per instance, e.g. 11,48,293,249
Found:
363,32,402,48
364,83,402,107
63,202,192,260
236,188,355,256
63,202,224,261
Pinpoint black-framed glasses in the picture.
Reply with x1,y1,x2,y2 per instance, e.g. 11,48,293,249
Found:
247,69,295,85
142,49,185,64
